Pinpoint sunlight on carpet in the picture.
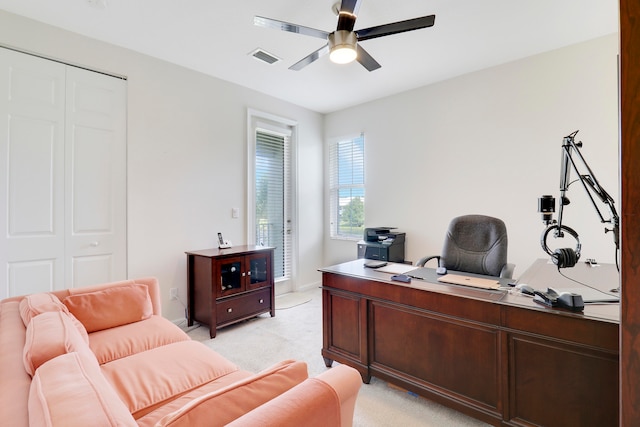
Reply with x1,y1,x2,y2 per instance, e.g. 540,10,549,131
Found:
275,292,312,309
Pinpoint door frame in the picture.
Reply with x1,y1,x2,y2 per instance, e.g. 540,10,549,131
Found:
246,108,298,294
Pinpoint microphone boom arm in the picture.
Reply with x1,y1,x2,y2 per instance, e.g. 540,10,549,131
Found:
558,131,619,249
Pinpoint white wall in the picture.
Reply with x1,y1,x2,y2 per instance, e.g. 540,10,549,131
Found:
0,8,620,319
0,11,325,321
324,34,620,278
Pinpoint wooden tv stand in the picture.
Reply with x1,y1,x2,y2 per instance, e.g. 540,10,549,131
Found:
186,245,275,338
320,259,619,427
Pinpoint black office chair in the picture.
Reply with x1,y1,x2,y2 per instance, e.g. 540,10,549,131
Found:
416,214,515,279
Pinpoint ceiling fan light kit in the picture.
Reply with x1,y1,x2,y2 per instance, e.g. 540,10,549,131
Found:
253,0,435,71
329,31,358,64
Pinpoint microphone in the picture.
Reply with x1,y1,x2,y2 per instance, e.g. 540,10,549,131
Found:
538,195,555,225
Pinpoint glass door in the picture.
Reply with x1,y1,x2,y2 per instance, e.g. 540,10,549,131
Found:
248,110,297,292
246,252,272,290
218,256,244,297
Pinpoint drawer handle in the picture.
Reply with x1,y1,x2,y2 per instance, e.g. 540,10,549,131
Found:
227,308,233,313
247,271,251,276
259,299,264,304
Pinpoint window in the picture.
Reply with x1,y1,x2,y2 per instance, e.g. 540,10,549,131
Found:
330,134,365,240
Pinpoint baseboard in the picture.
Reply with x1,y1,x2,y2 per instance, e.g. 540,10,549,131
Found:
274,280,321,296
171,318,185,326
295,281,321,293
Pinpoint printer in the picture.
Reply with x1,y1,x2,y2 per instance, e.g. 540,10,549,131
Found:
357,227,406,263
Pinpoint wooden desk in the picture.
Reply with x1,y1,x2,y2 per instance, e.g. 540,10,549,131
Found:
320,259,619,427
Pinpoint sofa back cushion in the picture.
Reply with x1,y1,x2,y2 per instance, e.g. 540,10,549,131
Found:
63,283,153,333
23,310,92,376
18,293,67,326
155,359,308,427
66,277,162,316
19,293,89,344
28,351,137,427
89,315,189,365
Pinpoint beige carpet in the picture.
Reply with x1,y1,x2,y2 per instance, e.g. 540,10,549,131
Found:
275,291,312,309
186,287,490,427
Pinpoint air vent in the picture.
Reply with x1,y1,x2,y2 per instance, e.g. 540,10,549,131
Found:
86,0,107,9
250,48,281,65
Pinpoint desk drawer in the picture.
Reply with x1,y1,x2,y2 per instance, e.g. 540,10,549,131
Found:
217,288,271,324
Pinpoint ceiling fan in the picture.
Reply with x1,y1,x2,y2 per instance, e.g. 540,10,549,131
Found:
253,0,435,71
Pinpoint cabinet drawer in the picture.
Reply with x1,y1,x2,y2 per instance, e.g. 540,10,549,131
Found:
217,288,272,324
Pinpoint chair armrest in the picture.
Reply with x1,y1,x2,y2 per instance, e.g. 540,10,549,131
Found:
416,255,440,267
226,364,362,427
500,263,515,279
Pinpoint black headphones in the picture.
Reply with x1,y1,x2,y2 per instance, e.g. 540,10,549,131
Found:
541,224,582,268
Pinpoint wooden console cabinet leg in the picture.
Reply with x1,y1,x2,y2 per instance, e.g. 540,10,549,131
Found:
323,356,333,367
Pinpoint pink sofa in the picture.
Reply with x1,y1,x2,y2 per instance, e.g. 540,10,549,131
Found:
0,277,361,426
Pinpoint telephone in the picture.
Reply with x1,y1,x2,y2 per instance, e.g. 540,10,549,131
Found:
217,232,231,249
533,287,584,312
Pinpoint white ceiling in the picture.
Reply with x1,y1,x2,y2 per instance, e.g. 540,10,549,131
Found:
0,0,619,113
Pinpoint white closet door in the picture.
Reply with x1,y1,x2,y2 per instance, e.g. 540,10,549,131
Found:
0,49,66,297
0,48,127,298
65,67,127,288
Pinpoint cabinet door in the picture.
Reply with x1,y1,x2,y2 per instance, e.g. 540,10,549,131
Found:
246,251,272,291
217,256,245,297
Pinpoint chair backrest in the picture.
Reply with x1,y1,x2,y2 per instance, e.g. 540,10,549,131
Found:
440,215,508,277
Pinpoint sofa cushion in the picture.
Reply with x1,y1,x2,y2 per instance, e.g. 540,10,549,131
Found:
100,340,240,419
89,315,190,364
63,283,153,333
23,310,91,376
66,277,161,316
155,360,309,427
18,293,67,326
134,370,254,427
18,293,89,344
28,351,137,427
226,377,342,427
0,301,31,427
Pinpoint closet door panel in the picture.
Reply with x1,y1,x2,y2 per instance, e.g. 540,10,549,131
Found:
0,48,127,297
65,67,127,288
0,48,65,298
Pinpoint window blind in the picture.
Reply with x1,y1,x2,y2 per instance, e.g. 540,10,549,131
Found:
255,129,291,280
330,134,365,239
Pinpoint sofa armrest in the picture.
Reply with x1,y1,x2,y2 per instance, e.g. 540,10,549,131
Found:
227,364,362,427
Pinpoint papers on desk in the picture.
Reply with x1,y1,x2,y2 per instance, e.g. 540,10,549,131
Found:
374,263,417,275
437,274,501,290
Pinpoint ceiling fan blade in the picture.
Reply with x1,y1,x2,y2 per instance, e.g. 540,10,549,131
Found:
336,0,362,32
356,15,435,42
356,44,381,72
254,16,329,40
339,0,362,16
289,44,330,71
